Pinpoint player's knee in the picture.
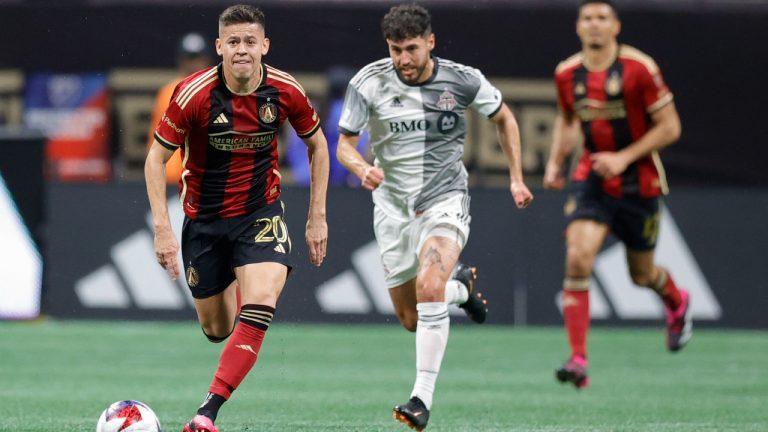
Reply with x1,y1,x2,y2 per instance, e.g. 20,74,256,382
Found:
401,319,417,332
566,246,595,276
629,271,655,288
416,275,445,302
395,310,418,332
200,323,234,343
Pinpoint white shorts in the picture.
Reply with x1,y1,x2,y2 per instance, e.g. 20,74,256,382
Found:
373,193,471,288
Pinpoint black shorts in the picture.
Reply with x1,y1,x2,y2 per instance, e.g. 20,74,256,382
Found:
564,180,661,251
181,200,293,299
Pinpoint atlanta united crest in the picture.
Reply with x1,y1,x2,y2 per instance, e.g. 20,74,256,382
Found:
606,71,623,96
186,266,199,288
259,102,278,123
436,89,457,111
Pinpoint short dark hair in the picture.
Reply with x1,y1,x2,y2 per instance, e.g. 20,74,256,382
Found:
381,3,432,41
578,0,619,18
219,4,266,31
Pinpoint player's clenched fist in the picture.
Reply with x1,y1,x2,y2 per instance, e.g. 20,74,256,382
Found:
511,181,534,209
361,166,385,191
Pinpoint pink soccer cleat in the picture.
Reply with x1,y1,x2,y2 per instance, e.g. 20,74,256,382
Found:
666,289,693,352
556,355,589,389
182,414,219,432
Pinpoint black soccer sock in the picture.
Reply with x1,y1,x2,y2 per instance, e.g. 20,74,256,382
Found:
196,392,227,423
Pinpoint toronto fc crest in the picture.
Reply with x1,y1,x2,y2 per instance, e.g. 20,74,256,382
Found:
259,102,278,123
436,89,457,111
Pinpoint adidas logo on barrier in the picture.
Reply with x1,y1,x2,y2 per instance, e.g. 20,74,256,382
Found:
73,199,721,321
318,208,722,321
75,198,194,310
0,174,43,319
314,241,465,316
314,241,391,314
554,207,722,320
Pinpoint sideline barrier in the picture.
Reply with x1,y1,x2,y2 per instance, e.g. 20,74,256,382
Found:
44,184,768,328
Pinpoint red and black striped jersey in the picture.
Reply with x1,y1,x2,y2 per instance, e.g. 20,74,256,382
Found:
155,63,320,220
555,45,673,198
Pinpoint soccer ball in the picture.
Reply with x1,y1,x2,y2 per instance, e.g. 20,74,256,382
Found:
96,400,162,432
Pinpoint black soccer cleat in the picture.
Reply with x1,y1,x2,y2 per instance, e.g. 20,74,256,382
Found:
393,396,430,431
453,263,488,324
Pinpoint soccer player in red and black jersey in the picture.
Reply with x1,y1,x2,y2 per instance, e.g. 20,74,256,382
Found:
544,0,692,389
145,5,329,431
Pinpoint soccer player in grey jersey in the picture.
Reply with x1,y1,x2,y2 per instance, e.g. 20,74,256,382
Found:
337,4,533,430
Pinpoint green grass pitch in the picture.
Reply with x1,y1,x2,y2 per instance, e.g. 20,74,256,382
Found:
1,321,766,431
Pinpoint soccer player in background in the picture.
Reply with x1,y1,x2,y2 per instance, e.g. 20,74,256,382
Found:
543,0,692,390
145,5,329,431
146,32,212,184
337,4,533,430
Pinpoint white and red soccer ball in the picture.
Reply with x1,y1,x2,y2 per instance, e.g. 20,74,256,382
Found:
96,400,162,432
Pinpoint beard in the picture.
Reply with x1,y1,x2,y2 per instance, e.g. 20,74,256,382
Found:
398,63,428,84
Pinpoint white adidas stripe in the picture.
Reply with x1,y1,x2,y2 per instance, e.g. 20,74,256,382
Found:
268,74,307,97
175,67,217,106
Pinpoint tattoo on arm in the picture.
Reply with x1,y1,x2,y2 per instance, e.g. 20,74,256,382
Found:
420,246,446,273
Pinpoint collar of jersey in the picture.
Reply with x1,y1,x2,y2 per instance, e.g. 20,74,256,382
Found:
582,44,620,72
219,62,265,96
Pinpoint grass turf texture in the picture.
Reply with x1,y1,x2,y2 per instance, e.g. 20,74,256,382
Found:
1,321,766,431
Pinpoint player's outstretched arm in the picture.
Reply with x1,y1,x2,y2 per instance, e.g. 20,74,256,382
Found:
302,128,329,267
591,102,681,179
337,133,383,191
491,103,533,208
544,110,581,190
145,141,180,280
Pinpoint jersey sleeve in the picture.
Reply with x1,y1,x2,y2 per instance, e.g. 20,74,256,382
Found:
638,62,674,114
338,84,369,136
554,69,574,115
468,69,503,118
154,81,192,151
286,84,321,139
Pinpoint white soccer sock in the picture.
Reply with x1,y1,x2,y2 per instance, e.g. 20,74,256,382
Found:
410,302,450,410
444,280,469,305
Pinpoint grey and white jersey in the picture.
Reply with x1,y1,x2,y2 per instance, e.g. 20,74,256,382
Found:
339,57,502,220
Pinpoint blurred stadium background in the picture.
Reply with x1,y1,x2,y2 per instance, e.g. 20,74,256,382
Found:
0,1,766,430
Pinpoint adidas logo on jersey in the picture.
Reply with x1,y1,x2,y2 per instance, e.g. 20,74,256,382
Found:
213,113,229,124
274,244,286,254
390,96,403,108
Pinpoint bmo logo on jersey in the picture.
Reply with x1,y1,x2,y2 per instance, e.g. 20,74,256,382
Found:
389,119,430,133
388,114,458,134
